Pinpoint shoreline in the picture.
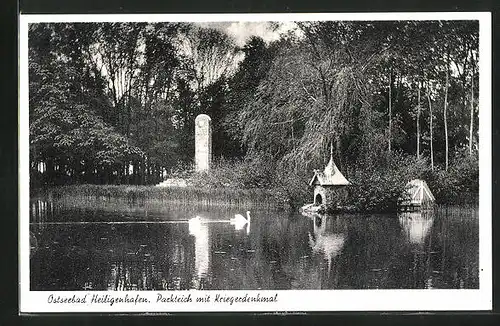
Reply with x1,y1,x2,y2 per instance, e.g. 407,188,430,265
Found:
33,184,289,210
30,184,479,215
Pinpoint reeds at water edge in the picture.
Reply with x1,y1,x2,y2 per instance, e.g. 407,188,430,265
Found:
48,184,287,210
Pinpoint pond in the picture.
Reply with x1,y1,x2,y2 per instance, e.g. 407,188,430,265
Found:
29,197,479,290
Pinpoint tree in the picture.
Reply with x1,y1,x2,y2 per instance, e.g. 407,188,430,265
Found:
425,83,435,170
29,23,143,186
223,36,277,158
179,26,238,96
443,49,450,171
29,20,480,189
236,21,397,173
416,84,421,159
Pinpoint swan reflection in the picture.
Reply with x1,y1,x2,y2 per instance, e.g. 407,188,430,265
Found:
399,211,435,245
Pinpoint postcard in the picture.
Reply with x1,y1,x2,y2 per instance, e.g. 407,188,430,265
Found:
19,12,492,313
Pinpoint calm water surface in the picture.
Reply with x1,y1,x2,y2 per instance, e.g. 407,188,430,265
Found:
30,198,478,290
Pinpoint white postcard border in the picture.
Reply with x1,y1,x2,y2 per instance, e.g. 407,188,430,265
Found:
19,12,492,313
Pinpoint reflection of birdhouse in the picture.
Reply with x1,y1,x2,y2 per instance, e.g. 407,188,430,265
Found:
309,148,350,208
308,216,346,273
398,211,435,245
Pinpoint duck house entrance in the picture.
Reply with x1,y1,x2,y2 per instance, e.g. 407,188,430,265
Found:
315,193,323,205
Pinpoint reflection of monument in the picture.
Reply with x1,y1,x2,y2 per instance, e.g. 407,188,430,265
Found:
399,212,435,245
195,114,212,171
188,218,210,285
308,215,346,272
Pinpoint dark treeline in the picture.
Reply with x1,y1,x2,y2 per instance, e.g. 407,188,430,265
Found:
29,21,479,206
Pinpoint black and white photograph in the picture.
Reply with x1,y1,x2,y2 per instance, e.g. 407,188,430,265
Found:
19,13,492,312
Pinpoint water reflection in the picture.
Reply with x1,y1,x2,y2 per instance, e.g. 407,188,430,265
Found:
189,218,210,289
309,215,346,273
30,231,38,258
29,197,479,290
30,199,53,232
399,211,435,245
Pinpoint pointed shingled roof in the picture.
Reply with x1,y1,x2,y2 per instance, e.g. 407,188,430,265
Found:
309,145,350,186
401,179,435,205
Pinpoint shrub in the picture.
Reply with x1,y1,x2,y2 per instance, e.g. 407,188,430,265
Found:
344,151,430,212
423,152,479,205
188,156,276,189
48,149,478,211
270,164,310,208
185,155,309,208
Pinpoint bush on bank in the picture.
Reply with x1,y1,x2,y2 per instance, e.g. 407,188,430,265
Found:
343,152,429,213
47,150,478,211
189,151,479,211
423,152,479,205
344,151,478,211
186,156,309,209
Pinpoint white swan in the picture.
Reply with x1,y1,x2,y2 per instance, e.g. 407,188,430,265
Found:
230,211,250,230
231,211,250,224
188,215,202,227
188,215,203,235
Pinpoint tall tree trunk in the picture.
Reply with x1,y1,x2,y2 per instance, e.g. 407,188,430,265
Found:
46,159,55,185
291,123,297,170
469,58,475,156
335,134,342,170
126,59,134,138
417,83,421,159
443,51,450,171
426,84,434,170
123,163,128,185
388,71,392,152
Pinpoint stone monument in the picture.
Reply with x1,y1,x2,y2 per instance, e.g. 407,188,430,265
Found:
195,114,212,171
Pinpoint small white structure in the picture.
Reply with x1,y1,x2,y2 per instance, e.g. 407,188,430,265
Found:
156,178,188,188
400,179,435,210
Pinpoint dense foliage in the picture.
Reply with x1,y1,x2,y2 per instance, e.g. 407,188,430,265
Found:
29,21,480,206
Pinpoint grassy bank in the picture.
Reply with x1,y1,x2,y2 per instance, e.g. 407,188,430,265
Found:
48,184,287,210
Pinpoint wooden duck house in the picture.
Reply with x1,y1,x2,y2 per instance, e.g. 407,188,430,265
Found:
309,147,350,207
399,179,435,211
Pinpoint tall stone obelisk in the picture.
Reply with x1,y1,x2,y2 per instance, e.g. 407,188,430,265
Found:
195,114,212,171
